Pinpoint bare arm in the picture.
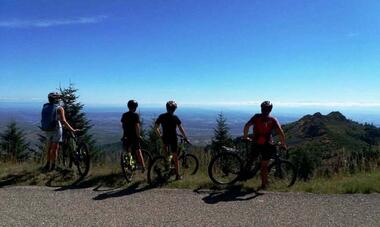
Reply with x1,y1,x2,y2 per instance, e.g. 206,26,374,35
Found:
154,123,161,137
57,107,76,132
243,121,253,139
178,124,188,141
276,126,287,149
136,123,141,139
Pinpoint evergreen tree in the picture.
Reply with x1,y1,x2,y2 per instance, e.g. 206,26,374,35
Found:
210,112,233,155
59,84,96,150
144,118,162,156
0,121,30,161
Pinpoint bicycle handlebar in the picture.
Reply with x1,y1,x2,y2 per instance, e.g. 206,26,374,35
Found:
67,129,83,138
177,134,191,145
242,138,288,151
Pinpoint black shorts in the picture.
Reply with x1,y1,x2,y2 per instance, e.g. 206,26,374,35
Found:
122,137,141,151
162,137,178,154
252,143,276,161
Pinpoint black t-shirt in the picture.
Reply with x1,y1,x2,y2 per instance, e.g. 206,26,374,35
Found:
155,112,181,140
121,111,141,139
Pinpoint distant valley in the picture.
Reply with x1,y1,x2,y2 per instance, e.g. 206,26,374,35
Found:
1,105,380,146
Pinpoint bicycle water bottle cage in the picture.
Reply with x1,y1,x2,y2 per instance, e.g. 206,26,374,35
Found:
222,146,237,152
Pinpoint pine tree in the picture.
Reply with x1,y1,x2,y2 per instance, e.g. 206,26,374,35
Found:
144,118,162,156
210,112,233,155
59,84,96,150
0,121,30,161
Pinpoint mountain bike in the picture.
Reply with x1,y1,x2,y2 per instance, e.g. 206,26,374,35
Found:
208,141,296,188
59,131,90,178
120,139,152,183
147,135,199,186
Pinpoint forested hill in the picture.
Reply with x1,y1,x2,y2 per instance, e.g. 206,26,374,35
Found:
283,111,380,152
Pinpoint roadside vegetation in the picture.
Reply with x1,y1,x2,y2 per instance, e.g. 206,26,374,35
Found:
1,86,380,194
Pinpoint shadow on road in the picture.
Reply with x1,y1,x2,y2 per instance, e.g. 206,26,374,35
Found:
92,181,153,201
0,169,47,188
0,174,24,188
51,172,123,192
194,185,263,204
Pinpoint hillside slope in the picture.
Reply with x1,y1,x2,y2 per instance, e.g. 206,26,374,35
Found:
284,111,380,152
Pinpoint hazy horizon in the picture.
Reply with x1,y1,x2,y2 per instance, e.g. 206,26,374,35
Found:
1,104,379,146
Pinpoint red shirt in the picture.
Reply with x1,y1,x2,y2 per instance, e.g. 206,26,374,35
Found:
248,114,281,145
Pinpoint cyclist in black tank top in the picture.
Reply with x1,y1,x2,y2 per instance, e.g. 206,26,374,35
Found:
155,101,190,180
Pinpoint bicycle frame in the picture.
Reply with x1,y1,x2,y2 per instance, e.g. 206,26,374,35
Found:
225,142,284,180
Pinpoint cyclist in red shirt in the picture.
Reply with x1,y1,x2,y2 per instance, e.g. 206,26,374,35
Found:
243,101,287,189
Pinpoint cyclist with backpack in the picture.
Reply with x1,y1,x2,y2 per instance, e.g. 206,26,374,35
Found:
41,92,78,171
243,101,287,189
121,100,146,172
155,101,190,180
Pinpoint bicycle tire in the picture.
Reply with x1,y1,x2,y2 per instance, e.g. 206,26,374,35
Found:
147,156,172,186
179,153,199,176
74,143,90,178
208,152,243,185
268,159,297,188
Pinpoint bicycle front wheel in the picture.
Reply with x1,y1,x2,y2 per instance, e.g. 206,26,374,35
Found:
208,152,243,185
179,154,199,176
268,160,297,188
74,143,90,177
147,156,172,186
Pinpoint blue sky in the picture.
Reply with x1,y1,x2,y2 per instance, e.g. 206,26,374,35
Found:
0,0,380,108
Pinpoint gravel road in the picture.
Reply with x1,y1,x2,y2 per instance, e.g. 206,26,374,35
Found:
0,186,379,226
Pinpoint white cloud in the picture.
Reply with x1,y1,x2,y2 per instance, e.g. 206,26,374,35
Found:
0,15,108,28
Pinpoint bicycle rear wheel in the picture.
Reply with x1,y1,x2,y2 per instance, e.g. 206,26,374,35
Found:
120,151,135,182
74,143,90,177
208,152,243,185
147,156,172,186
268,160,297,188
179,154,199,176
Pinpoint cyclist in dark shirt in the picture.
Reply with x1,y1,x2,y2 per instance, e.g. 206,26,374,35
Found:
121,100,145,172
243,101,287,189
155,101,189,180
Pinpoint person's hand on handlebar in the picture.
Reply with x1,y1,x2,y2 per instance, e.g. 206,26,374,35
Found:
280,143,288,150
184,137,191,144
242,136,252,142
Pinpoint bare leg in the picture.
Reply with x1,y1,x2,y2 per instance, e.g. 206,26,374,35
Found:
162,145,169,160
43,141,52,170
47,142,52,162
173,152,180,177
260,160,269,188
49,143,59,170
135,149,145,169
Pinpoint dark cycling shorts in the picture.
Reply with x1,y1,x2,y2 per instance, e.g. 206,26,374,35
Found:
252,143,276,161
162,137,178,154
122,137,141,151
